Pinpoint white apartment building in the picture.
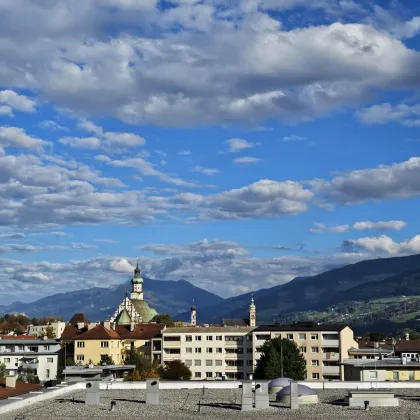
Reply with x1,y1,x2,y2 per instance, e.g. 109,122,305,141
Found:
28,321,66,339
0,337,61,382
161,327,256,380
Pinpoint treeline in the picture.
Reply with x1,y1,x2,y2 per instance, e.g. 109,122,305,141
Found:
0,313,64,327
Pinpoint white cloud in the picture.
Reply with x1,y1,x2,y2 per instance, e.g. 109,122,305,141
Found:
225,138,254,153
39,120,68,131
356,103,420,126
0,232,26,239
179,150,192,156
341,234,420,256
59,136,102,149
0,126,50,152
190,166,220,176
311,220,407,233
0,90,35,113
233,156,262,164
0,106,13,117
313,157,420,204
282,135,307,142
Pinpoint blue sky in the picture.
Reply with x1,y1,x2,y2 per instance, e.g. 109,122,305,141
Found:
1,0,420,303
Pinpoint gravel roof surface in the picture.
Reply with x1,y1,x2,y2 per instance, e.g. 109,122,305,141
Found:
3,388,420,420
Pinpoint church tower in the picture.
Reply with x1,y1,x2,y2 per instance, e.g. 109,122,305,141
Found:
249,297,256,327
130,263,144,300
190,303,197,327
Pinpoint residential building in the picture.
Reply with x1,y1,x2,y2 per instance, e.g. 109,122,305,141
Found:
62,364,135,383
28,321,66,339
252,322,358,381
395,340,420,361
0,336,60,382
348,346,394,359
342,358,420,381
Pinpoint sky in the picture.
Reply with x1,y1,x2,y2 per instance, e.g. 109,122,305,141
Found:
1,0,420,304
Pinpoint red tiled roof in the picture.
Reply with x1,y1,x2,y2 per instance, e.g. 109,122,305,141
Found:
0,380,41,399
76,324,120,340
0,335,36,340
69,313,89,326
116,323,164,340
61,325,80,340
395,340,420,352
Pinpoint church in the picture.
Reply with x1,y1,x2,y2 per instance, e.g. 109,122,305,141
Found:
110,263,158,325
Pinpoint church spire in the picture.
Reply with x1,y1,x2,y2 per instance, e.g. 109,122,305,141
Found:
249,296,256,327
130,259,144,300
190,299,197,327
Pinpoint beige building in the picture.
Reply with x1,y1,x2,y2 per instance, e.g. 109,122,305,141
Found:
161,326,256,380
28,321,66,339
252,322,358,381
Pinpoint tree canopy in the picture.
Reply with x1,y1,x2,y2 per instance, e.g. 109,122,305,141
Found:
159,360,192,381
100,354,114,365
0,362,6,379
151,314,175,327
254,337,306,380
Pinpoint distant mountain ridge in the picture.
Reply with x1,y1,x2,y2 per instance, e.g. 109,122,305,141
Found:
0,278,224,321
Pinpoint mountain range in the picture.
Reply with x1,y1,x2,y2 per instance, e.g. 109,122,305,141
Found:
3,253,420,334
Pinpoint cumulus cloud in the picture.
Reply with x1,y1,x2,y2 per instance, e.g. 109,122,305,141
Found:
38,120,68,131
313,157,420,204
190,166,220,176
0,90,35,115
356,103,420,126
0,106,13,117
225,138,254,153
312,220,407,233
0,126,50,152
0,232,26,239
233,156,262,164
341,234,420,256
59,137,102,149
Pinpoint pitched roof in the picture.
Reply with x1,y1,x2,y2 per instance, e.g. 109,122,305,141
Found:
0,335,36,340
223,318,248,327
121,323,165,340
254,321,348,332
130,299,158,323
61,325,80,340
163,326,255,333
76,324,120,340
69,313,89,326
395,340,420,352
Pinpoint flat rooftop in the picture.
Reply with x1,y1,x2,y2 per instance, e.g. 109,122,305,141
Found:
3,388,420,420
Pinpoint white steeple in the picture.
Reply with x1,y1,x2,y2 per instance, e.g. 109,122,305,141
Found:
190,301,197,327
249,297,256,327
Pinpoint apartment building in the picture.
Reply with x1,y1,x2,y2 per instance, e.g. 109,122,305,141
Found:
28,321,66,339
252,322,358,381
161,327,256,380
0,336,60,382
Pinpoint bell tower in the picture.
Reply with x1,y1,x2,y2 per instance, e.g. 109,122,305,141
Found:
130,262,144,300
190,302,197,327
249,297,256,327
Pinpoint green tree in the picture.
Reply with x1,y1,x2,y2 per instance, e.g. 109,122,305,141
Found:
402,328,420,340
66,357,75,366
0,362,6,379
30,318,39,326
100,354,115,365
254,337,306,380
44,326,56,339
159,360,192,380
363,332,385,342
151,314,175,327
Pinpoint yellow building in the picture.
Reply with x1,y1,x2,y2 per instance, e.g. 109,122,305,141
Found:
343,358,420,381
74,324,122,365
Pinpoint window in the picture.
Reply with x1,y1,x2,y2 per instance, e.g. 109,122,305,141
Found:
216,336,223,341
216,348,223,353
164,336,180,341
194,360,201,366
206,336,213,341
215,360,223,366
312,373,320,380
206,348,213,353
311,334,319,340
225,336,243,342
206,372,212,378
206,360,213,366
215,372,223,377
195,348,201,353
195,372,201,378
393,371,399,381
100,341,109,348
256,334,270,341
47,358,53,363
76,342,85,348
186,348,193,353
286,334,294,340
186,335,192,342
4,358,10,363
299,347,306,353
195,336,202,341
225,360,244,367
247,348,253,353
369,371,378,380
311,347,319,353
77,355,84,361
44,345,50,351
298,333,306,340
18,345,23,351
311,360,319,366
29,346,37,352
185,360,192,366
165,348,181,354
46,369,50,379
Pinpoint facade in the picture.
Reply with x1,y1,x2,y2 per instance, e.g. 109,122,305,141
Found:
395,340,420,361
161,326,256,380
0,337,60,382
348,346,394,359
252,322,358,381
110,264,158,325
342,358,420,381
28,321,66,339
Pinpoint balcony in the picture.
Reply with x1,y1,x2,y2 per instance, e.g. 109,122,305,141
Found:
22,361,39,370
322,365,340,374
225,353,244,359
163,341,181,347
322,352,339,360
322,340,339,347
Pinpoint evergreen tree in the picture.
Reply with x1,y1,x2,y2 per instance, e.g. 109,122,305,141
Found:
254,337,306,380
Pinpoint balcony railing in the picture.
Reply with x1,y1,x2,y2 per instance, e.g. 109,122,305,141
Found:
322,365,340,374
322,352,339,360
22,362,39,370
322,340,339,346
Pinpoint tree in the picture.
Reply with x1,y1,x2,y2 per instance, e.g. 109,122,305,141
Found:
44,326,56,339
65,357,75,366
159,360,192,381
254,337,306,380
151,314,175,327
100,354,115,365
0,362,6,379
363,332,385,342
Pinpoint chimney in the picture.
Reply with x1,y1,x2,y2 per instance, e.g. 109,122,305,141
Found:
103,321,111,330
6,375,18,389
87,323,96,330
406,333,410,341
130,322,135,332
